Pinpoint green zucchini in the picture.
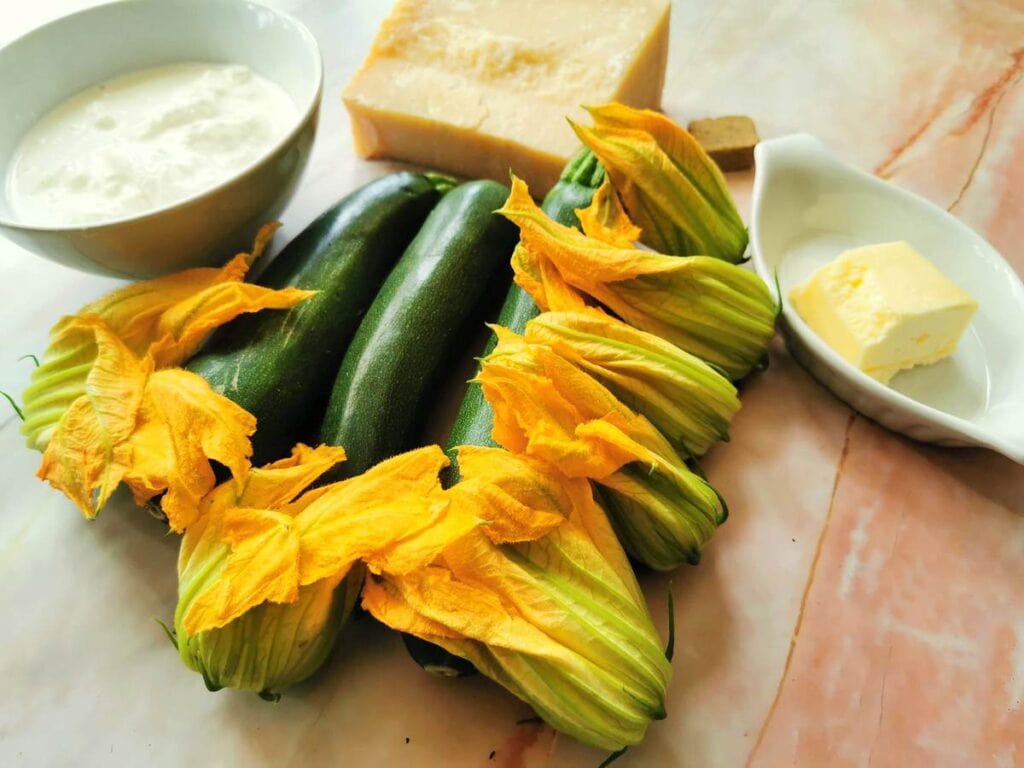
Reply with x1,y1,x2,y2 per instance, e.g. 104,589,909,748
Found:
408,150,605,678
186,172,450,464
317,179,519,477
535,147,608,232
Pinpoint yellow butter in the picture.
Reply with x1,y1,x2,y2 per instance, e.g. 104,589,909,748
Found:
342,0,670,192
789,241,978,384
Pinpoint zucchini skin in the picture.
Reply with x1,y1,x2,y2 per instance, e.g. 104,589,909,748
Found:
318,179,519,477
409,152,605,679
186,172,446,464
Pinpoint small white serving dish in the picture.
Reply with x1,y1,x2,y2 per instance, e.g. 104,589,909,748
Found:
0,0,322,277
751,133,1024,464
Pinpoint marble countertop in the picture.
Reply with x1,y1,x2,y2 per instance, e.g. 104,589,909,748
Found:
1,2,1021,766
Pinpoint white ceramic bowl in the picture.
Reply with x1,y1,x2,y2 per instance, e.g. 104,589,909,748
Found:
0,0,322,277
751,134,1024,464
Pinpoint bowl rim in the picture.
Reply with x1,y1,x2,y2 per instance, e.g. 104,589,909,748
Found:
750,133,1024,463
0,0,324,233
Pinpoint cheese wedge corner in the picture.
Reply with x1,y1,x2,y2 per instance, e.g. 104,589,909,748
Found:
343,0,671,192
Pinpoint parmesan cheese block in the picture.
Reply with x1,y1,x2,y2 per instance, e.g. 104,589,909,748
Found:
343,0,671,192
790,241,978,384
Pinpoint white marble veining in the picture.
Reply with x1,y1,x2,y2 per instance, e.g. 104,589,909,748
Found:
1,2,1021,767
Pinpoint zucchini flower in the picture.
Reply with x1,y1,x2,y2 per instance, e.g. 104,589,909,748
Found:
175,444,468,697
364,447,671,751
570,102,748,262
525,310,739,457
35,319,256,532
21,223,311,451
500,177,774,380
19,225,315,528
478,327,724,569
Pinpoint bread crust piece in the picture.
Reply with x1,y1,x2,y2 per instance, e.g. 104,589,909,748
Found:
687,115,759,172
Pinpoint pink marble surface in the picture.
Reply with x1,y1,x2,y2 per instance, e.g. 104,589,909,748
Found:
0,2,1021,767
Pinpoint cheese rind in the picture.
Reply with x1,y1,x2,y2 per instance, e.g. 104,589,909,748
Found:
343,0,671,192
789,242,978,384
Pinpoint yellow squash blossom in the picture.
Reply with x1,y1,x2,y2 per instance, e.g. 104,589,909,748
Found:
571,102,748,262
176,441,670,747
500,176,775,380
37,319,255,532
477,327,724,569
525,310,739,457
175,444,479,697
364,447,671,752
21,224,312,451
176,444,358,698
574,176,641,249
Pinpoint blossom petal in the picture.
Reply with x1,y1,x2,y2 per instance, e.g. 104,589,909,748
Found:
176,569,355,695
498,176,663,285
146,271,315,368
451,447,566,544
123,368,256,532
478,327,668,479
65,224,292,363
295,446,466,581
510,242,589,313
182,507,302,635
447,446,639,596
575,177,641,248
525,310,740,456
364,553,566,657
21,316,108,452
585,104,731,220
178,441,356,636
558,476,642,605
584,260,776,379
237,443,348,511
361,575,463,640
36,319,147,516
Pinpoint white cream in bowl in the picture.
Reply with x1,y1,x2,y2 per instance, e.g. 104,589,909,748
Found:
6,62,298,227
0,0,323,277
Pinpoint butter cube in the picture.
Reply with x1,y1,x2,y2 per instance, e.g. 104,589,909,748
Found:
789,242,978,384
343,0,670,192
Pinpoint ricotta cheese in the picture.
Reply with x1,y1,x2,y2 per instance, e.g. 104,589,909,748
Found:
790,241,978,384
6,62,297,226
343,0,671,192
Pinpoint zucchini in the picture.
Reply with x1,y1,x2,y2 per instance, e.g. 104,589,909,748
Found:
186,172,450,464
318,179,519,477
408,151,605,678
535,147,608,232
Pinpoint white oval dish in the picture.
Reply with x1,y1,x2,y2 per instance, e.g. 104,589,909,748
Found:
750,133,1024,464
0,0,322,277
